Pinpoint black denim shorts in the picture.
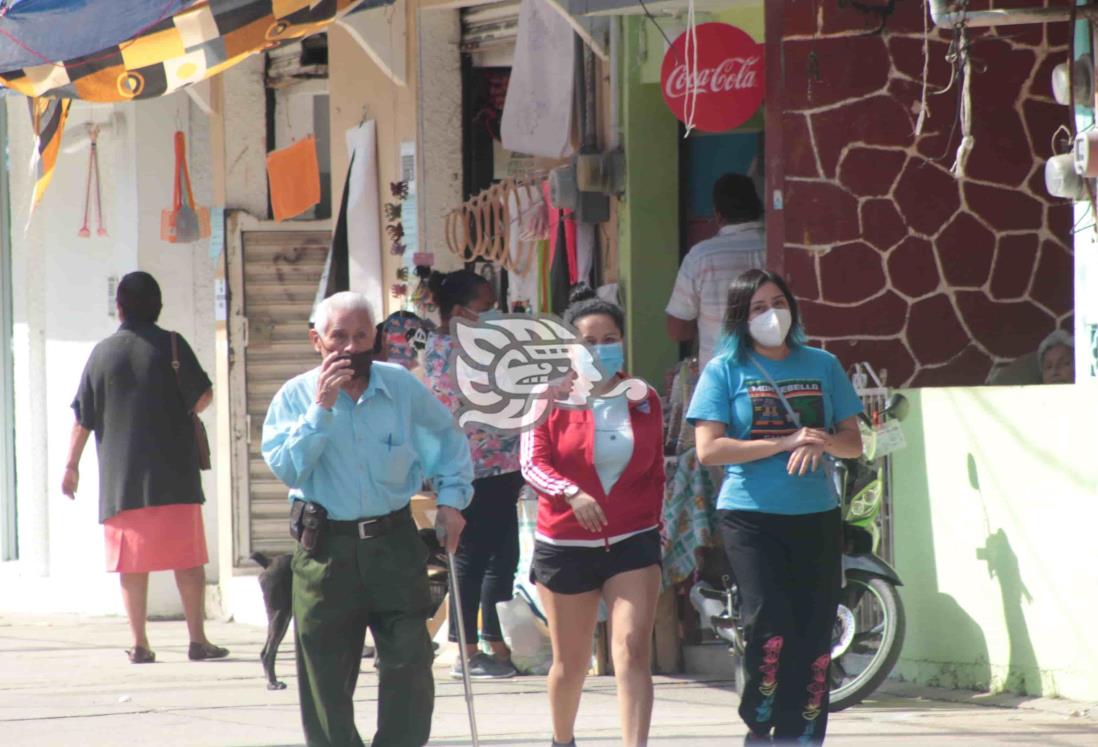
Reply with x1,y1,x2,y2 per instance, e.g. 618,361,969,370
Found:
531,528,662,595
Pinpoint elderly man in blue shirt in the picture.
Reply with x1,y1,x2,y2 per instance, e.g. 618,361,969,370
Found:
263,291,473,747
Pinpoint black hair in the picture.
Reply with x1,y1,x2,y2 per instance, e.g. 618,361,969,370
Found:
713,173,762,224
563,283,624,334
116,271,163,324
427,269,490,319
717,269,806,361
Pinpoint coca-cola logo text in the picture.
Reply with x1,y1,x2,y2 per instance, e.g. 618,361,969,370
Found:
663,56,761,100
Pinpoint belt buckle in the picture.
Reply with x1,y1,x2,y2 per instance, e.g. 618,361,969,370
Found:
357,517,381,540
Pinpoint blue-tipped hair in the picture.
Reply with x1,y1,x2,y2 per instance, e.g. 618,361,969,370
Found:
714,269,806,362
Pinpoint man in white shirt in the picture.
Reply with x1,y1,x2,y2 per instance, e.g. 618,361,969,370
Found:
665,174,766,368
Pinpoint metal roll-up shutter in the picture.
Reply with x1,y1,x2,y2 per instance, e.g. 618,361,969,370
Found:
461,1,520,67
241,230,330,555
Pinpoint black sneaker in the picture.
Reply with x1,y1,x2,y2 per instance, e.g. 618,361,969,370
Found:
450,652,517,679
551,740,576,747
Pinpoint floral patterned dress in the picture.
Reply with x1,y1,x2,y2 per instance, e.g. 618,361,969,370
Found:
424,332,521,480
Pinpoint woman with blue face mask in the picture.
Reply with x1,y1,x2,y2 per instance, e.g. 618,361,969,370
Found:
688,269,864,745
423,269,524,680
521,284,665,747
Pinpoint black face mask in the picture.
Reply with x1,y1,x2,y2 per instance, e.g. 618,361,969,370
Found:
338,351,375,379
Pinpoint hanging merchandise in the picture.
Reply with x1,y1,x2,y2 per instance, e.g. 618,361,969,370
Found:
387,182,408,261
500,0,576,159
548,208,571,315
660,23,764,134
26,96,71,227
444,176,547,274
78,126,107,238
161,131,211,244
267,136,321,222
543,180,578,285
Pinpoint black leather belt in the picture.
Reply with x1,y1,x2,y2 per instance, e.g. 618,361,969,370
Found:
327,505,412,540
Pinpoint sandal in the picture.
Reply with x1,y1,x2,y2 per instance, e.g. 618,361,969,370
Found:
127,646,156,664
188,642,229,661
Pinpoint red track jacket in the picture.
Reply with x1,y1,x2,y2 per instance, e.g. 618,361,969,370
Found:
520,385,665,545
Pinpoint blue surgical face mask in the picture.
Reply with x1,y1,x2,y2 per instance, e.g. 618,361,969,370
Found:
595,342,625,377
477,309,502,323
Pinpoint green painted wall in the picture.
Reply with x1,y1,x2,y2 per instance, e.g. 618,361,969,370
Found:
619,8,765,386
891,385,1098,700
619,16,680,387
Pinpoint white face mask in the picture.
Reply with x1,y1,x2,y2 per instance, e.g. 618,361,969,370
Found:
748,308,792,348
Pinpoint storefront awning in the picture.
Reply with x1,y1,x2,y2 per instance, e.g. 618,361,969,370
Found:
0,0,395,102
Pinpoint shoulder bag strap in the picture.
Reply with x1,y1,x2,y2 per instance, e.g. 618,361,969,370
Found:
169,332,189,413
748,354,801,428
748,354,841,504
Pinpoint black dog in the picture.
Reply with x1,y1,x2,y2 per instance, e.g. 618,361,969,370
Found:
250,551,294,690
250,530,447,691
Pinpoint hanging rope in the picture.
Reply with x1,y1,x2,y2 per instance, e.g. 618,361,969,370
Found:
914,0,930,136
951,59,974,176
945,0,974,177
682,0,699,138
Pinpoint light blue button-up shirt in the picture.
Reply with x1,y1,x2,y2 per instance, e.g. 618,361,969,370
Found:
261,361,474,520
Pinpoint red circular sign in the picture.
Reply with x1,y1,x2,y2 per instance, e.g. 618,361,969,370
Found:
660,23,765,134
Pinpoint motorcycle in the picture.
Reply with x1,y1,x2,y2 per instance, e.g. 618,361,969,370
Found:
690,392,909,712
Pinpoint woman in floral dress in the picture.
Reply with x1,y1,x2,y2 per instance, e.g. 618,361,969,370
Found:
424,269,524,679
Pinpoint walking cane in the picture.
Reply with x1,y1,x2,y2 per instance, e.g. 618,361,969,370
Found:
436,522,480,747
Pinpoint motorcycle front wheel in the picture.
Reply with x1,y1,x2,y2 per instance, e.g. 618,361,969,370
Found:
828,572,906,711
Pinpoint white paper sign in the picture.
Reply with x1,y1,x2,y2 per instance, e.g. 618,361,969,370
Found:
214,278,227,322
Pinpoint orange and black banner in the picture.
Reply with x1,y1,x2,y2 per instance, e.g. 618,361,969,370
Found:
28,96,71,217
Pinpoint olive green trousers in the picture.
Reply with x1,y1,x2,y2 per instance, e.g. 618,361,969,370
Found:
292,517,435,747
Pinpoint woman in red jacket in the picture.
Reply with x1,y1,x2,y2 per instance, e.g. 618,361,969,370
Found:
520,286,665,747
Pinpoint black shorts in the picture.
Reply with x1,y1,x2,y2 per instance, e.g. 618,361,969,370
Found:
531,529,662,595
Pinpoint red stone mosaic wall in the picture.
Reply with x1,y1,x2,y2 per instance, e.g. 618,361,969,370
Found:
780,0,1075,386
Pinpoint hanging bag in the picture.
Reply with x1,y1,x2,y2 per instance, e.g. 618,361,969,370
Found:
171,333,212,471
161,131,211,244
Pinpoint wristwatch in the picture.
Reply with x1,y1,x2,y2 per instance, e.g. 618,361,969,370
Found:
562,484,580,500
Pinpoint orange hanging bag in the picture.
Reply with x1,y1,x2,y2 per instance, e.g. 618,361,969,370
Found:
161,131,211,244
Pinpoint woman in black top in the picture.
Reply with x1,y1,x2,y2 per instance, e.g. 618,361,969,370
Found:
62,272,227,664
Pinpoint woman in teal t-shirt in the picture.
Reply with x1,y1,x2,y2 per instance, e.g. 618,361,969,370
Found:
687,269,864,745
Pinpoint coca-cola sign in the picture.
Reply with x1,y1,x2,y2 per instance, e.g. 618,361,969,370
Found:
660,23,765,133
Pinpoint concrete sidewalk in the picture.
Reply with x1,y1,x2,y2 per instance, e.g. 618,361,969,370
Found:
1,613,1094,746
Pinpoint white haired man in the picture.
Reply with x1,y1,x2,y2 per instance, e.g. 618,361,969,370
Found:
262,291,473,747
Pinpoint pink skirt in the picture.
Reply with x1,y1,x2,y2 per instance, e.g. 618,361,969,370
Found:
103,503,209,573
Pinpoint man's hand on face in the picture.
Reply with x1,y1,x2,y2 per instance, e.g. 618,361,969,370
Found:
315,350,354,410
435,506,466,555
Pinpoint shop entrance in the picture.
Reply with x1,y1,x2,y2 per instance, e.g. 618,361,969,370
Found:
226,219,331,563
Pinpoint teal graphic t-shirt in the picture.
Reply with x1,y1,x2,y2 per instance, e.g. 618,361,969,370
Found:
686,345,863,515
